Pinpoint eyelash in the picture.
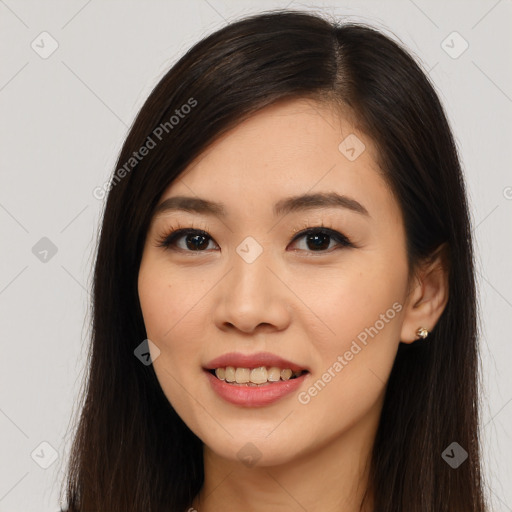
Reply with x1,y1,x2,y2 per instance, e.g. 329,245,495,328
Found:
154,220,354,255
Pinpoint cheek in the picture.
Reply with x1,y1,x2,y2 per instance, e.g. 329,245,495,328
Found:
138,260,209,412
138,259,206,343
290,247,407,407
292,282,404,441
292,257,406,352
327,230,408,347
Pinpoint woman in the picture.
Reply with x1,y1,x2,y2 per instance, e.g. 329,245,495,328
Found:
60,9,487,512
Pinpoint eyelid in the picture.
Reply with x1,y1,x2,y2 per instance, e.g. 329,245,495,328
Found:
154,221,354,252
289,226,353,253
154,225,217,251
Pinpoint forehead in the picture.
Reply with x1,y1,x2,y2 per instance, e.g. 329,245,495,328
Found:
158,98,399,224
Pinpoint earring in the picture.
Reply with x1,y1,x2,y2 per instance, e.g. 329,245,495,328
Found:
416,327,429,340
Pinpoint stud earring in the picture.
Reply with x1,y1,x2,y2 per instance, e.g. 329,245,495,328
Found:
416,327,429,340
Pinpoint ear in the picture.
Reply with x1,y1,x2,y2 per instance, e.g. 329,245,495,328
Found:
399,242,450,343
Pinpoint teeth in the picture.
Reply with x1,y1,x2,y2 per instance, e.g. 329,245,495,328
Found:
213,366,303,384
267,367,281,381
250,366,267,384
280,369,292,381
235,367,250,384
224,366,235,382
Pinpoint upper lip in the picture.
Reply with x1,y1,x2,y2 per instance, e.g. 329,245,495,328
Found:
204,352,308,373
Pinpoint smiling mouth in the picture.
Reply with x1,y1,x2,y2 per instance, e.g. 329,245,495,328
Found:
208,366,309,386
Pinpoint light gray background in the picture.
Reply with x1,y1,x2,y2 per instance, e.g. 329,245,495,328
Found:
0,1,511,511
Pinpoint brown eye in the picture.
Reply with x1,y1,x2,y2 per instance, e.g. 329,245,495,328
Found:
289,228,352,252
157,229,218,252
156,226,352,254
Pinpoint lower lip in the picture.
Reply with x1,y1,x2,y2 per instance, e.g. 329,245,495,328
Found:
205,370,309,407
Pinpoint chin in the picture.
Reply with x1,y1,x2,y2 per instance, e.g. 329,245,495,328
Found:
197,426,311,468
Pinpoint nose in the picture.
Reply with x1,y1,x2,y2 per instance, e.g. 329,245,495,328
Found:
212,248,292,334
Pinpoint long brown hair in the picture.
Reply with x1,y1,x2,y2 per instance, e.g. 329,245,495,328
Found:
60,9,487,511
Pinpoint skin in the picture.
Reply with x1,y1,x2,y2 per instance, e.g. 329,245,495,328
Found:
137,97,449,512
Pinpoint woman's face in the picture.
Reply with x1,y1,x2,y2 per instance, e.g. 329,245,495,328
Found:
138,98,413,466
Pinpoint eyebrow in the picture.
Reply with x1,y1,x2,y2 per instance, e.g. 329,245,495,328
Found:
153,192,370,219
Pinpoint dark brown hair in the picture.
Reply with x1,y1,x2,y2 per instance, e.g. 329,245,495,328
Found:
60,9,487,512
